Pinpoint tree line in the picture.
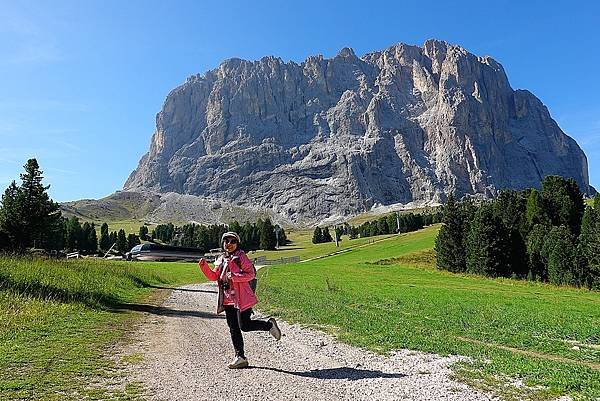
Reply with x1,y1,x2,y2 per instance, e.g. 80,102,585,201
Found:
0,158,286,255
435,176,600,289
150,218,288,252
312,210,442,244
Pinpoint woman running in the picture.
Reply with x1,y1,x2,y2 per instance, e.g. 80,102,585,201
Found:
199,231,281,369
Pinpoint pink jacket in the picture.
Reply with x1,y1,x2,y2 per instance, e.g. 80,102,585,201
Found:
199,249,258,313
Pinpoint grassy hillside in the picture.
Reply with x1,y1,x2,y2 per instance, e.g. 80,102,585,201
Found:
0,257,205,400
248,228,403,261
257,226,600,400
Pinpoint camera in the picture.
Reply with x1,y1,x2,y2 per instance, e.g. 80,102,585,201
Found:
221,281,230,291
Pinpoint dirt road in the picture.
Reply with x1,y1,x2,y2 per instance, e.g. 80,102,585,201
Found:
115,282,497,401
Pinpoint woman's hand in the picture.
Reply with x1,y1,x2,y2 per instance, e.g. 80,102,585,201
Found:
226,271,233,280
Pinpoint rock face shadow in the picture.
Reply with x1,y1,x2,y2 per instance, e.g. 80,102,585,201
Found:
251,366,406,381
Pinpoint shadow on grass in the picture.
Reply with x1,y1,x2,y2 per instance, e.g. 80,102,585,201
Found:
0,275,121,308
0,274,218,319
249,366,406,380
110,303,224,319
143,284,217,294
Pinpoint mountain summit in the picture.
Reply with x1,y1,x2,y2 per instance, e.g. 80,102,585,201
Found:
124,40,590,223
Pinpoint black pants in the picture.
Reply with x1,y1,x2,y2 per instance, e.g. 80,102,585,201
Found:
224,305,272,358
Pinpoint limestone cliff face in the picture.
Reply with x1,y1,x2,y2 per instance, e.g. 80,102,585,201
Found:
124,40,590,222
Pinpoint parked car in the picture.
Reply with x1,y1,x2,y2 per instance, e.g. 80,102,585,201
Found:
126,243,204,262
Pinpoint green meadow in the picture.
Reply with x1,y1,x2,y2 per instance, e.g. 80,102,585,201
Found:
0,257,204,400
257,225,600,400
1,224,599,400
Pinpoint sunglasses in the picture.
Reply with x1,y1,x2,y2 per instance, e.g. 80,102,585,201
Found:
223,238,238,245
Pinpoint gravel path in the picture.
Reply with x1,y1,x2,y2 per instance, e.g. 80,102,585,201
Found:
116,282,498,401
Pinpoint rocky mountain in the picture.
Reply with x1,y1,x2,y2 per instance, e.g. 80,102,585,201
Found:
124,39,591,224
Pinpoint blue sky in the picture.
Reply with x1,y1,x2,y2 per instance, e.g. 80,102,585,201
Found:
1,0,598,202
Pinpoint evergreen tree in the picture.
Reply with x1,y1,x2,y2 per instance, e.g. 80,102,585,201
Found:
542,226,576,286
435,194,469,273
0,159,62,250
228,220,242,235
312,227,324,244
377,217,389,235
322,227,333,242
492,190,528,276
0,181,25,250
526,224,550,281
0,229,10,251
259,219,277,250
65,216,82,251
109,231,118,249
127,233,140,250
577,206,600,288
139,225,149,241
116,229,128,253
195,225,211,252
88,223,98,253
466,204,511,277
387,214,397,233
541,176,585,235
99,223,111,251
18,159,62,249
81,222,92,252
594,193,600,209
525,189,550,229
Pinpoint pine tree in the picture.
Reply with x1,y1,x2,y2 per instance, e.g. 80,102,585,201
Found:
577,206,600,288
88,223,98,253
99,223,111,251
526,224,550,281
312,227,324,244
65,217,82,251
594,193,600,209
0,181,25,250
435,194,469,273
0,159,62,251
116,229,128,253
18,159,62,249
196,225,211,252
228,220,242,235
322,227,333,242
466,204,511,277
377,218,389,235
81,222,92,252
259,219,277,250
525,189,550,229
541,176,585,235
139,226,149,241
109,231,118,249
543,226,576,286
127,233,140,250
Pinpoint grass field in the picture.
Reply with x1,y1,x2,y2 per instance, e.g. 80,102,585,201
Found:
256,225,600,400
0,257,205,400
248,228,398,261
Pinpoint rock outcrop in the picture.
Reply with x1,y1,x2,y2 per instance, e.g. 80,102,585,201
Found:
124,39,591,223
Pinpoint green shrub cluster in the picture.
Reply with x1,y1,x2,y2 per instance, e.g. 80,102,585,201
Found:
435,176,600,288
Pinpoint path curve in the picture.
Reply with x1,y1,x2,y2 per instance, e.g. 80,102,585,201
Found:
115,282,498,401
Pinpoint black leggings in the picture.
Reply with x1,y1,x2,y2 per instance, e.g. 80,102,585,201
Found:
224,305,272,358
